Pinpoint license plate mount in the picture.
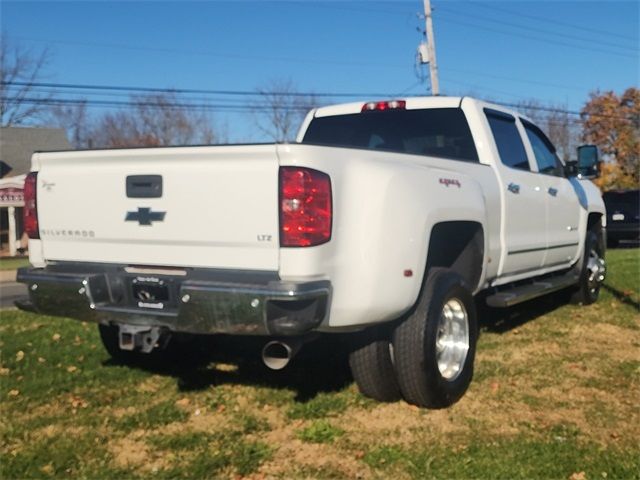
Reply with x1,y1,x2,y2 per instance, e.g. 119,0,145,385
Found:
132,277,170,308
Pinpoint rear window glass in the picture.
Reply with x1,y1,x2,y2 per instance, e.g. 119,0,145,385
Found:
302,108,479,162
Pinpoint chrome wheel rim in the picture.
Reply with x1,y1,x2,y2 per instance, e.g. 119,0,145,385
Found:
586,248,606,294
435,298,469,381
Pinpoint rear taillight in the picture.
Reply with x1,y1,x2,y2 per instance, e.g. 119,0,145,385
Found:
279,167,332,247
24,171,39,239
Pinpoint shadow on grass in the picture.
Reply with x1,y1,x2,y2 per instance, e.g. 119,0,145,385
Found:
103,333,353,402
103,291,580,400
477,289,573,334
602,284,640,311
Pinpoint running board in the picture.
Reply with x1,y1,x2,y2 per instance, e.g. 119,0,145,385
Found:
485,272,579,308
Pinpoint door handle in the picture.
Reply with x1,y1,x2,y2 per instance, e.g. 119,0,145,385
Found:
126,175,163,198
548,187,558,197
508,183,520,194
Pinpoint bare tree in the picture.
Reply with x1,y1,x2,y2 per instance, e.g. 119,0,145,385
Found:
92,92,216,148
0,35,53,126
252,79,319,142
516,99,579,162
46,101,92,148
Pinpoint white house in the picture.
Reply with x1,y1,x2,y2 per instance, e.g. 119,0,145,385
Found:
0,127,71,257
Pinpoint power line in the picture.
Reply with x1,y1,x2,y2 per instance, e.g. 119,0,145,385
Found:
437,5,637,53
1,80,392,99
300,0,638,46
441,77,536,102
472,2,638,43
9,34,621,97
0,79,547,110
11,35,410,70
315,1,638,45
3,85,635,122
498,101,632,122
9,97,624,126
0,80,580,114
436,16,637,59
1,96,310,113
443,67,588,92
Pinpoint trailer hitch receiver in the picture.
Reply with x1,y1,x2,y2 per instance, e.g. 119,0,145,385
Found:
118,324,168,353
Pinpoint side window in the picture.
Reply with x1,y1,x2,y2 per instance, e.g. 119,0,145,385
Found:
485,109,530,171
522,121,564,177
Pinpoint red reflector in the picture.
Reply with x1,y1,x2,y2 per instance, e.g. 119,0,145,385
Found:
362,100,406,112
24,171,39,239
279,167,332,247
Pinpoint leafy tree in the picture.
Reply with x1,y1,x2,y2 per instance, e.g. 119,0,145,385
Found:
581,88,639,190
596,161,638,191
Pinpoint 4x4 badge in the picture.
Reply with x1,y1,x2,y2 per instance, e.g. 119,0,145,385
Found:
125,207,166,226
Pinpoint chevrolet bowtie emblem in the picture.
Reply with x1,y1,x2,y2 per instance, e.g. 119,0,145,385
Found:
125,207,166,226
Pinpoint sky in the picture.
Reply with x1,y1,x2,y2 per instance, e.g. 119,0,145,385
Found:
2,0,639,141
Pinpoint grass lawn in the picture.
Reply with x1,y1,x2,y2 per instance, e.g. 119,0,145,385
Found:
1,249,638,479
0,257,29,271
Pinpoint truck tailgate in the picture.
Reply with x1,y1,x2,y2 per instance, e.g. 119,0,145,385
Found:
35,145,280,270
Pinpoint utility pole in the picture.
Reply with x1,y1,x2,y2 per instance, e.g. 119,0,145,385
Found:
421,0,439,95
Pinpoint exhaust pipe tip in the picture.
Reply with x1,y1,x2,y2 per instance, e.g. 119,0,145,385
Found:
262,341,295,370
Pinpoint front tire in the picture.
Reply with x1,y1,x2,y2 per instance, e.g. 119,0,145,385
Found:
392,268,478,408
571,230,606,305
349,327,401,402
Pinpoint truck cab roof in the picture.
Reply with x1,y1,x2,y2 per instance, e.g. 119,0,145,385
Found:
299,96,532,143
313,95,464,118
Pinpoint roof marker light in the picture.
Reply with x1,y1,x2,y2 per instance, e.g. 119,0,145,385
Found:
362,100,406,112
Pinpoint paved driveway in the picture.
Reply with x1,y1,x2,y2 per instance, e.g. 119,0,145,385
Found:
0,271,27,309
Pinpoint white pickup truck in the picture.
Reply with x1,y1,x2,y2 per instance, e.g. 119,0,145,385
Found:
18,96,606,408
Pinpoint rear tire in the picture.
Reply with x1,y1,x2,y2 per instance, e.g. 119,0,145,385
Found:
349,327,401,402
392,268,478,408
571,231,606,305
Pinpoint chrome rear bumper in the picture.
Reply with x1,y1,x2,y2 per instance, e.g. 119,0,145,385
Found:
16,265,330,336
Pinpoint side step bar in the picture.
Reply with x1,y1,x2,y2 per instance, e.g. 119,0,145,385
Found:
485,272,579,308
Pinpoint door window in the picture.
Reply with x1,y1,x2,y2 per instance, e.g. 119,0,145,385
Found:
485,110,530,171
522,121,564,177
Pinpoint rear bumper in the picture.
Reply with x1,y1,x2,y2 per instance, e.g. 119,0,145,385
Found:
16,264,330,336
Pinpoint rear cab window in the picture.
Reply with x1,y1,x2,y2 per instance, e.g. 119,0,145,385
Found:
302,108,479,163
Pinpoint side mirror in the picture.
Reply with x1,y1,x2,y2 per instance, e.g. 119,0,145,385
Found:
577,144,600,179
